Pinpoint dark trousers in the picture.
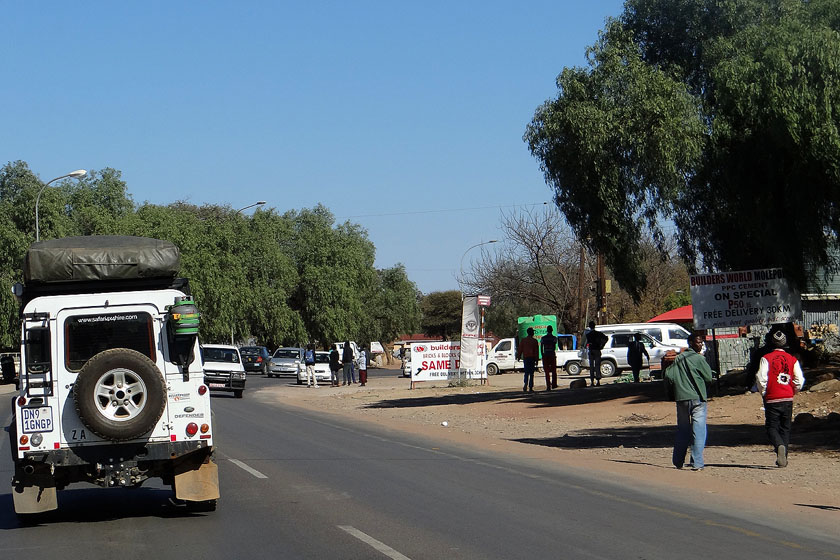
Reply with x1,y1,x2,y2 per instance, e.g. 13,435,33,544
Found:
589,352,601,384
542,354,557,388
522,357,537,390
765,400,793,452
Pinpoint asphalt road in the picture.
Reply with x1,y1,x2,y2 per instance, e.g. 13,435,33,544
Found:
1,375,838,559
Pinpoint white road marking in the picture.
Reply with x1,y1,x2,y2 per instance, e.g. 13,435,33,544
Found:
338,525,412,560
228,458,268,479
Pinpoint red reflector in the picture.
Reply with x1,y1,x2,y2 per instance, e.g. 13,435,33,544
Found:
54,442,60,449
170,434,177,442
200,434,211,439
19,447,30,451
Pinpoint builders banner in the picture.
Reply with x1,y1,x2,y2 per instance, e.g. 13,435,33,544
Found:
410,340,487,382
460,296,480,370
690,268,801,329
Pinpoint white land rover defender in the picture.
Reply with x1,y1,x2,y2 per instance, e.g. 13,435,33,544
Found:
8,236,219,516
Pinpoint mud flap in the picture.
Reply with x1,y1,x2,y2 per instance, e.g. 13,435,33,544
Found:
174,459,220,501
13,484,58,514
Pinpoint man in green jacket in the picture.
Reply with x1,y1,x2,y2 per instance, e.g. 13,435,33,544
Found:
664,333,714,471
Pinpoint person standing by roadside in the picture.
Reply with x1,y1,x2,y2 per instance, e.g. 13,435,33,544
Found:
585,321,607,386
304,343,318,388
357,345,368,387
516,327,539,393
342,340,354,386
329,345,342,387
664,333,714,470
755,330,805,468
540,326,559,390
627,333,650,383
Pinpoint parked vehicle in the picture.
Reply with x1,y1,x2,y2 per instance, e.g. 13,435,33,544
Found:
8,236,218,516
580,330,680,377
296,351,332,385
202,344,246,397
486,334,580,376
333,341,359,361
240,345,271,375
269,347,303,378
595,323,691,348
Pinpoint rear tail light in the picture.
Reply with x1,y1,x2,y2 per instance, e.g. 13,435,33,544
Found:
186,423,199,436
17,396,27,406
200,423,210,434
257,357,263,363
198,385,208,395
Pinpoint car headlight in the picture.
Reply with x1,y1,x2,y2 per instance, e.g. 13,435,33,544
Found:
233,372,246,379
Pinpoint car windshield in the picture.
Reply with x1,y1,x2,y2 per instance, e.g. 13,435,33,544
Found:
274,349,300,359
203,347,240,363
240,347,262,355
315,353,330,364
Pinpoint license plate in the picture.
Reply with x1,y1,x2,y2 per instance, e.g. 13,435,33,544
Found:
208,383,226,388
21,406,54,433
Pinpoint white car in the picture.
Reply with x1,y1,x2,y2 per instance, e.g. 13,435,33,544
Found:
296,351,333,385
580,331,680,378
201,344,246,398
269,347,303,379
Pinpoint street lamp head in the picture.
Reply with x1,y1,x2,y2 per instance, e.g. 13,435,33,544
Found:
68,169,87,179
256,200,266,206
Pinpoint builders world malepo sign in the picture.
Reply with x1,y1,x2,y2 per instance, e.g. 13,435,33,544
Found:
690,268,801,329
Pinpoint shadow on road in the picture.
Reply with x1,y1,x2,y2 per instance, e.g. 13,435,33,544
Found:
0,488,206,530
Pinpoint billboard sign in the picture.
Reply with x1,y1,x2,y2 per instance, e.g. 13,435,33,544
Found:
690,268,801,329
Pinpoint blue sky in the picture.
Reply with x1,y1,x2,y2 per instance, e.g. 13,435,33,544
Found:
2,1,625,293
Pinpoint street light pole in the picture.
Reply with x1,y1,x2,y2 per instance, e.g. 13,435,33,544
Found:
35,169,87,242
237,200,267,214
459,240,498,287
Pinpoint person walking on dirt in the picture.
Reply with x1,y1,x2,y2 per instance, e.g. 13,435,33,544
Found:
540,325,559,390
664,333,714,470
517,327,539,392
755,330,805,468
304,344,318,388
627,333,650,383
329,346,342,387
585,321,607,386
357,345,368,387
342,341,354,386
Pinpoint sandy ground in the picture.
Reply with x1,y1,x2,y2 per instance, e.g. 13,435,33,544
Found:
252,364,840,535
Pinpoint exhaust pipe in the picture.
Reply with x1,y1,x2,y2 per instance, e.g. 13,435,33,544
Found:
23,465,35,475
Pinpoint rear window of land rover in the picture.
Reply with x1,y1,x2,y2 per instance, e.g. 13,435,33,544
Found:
65,312,155,371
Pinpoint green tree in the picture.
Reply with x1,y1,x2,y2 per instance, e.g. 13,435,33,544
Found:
420,290,463,340
525,0,840,295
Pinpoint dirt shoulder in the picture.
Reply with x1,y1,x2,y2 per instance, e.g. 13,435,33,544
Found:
252,364,840,534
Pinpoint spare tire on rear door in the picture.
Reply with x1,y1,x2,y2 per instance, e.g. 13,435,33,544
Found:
74,349,167,441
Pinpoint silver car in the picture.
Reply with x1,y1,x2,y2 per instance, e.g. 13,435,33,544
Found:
269,347,303,379
580,331,680,377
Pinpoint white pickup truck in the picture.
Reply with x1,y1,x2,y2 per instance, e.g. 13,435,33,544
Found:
485,337,581,376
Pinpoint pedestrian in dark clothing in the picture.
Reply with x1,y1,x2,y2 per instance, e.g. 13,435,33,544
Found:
627,333,650,383
664,333,714,470
540,325,559,390
585,321,607,386
342,340,354,386
755,330,805,467
329,346,342,387
517,327,539,392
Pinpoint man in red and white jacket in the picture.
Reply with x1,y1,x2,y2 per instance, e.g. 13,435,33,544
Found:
755,330,805,468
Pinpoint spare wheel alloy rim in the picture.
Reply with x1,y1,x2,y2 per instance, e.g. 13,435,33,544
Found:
93,367,149,421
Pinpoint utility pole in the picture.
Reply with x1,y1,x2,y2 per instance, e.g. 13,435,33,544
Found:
597,252,606,324
578,242,586,334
